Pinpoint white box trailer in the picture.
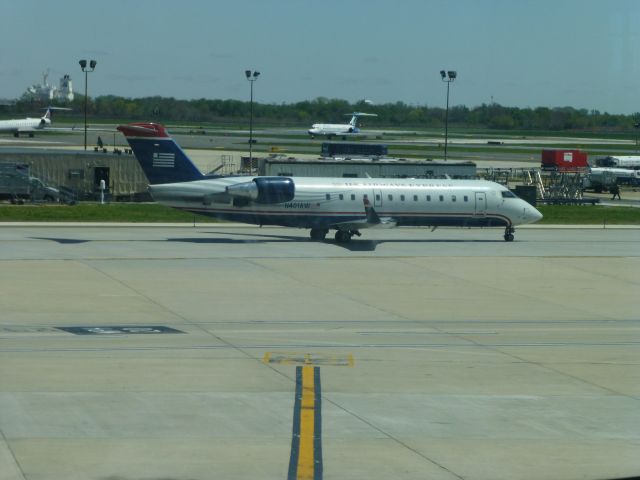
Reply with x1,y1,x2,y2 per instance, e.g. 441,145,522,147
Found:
595,156,640,169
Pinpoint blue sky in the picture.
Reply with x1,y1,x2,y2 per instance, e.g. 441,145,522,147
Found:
1,0,639,113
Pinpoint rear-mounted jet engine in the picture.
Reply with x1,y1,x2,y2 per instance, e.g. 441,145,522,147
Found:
226,177,295,206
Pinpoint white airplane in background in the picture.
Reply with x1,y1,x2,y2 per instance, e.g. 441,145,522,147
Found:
118,122,542,243
308,112,377,138
0,107,70,137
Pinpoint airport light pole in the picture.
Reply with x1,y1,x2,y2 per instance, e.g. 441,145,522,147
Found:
245,70,260,164
440,70,456,160
79,59,97,151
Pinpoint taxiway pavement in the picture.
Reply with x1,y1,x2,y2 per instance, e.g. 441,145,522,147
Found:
0,225,638,480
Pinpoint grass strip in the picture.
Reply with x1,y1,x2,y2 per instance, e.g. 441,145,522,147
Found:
1,203,639,225
0,203,218,223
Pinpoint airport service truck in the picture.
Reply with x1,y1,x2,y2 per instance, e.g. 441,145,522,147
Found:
0,163,60,203
583,167,640,192
541,149,589,171
594,156,640,169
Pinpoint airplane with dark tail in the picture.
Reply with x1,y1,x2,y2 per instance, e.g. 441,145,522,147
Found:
118,123,542,243
308,112,377,138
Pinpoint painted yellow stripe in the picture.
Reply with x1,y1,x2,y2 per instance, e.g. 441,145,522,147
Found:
297,365,315,480
263,352,354,367
347,354,355,367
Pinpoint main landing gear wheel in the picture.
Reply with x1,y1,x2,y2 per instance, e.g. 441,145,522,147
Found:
504,226,515,242
310,228,328,241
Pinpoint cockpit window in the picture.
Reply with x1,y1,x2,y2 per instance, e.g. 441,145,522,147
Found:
501,191,517,198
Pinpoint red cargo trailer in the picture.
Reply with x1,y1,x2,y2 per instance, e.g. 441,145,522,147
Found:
541,149,589,171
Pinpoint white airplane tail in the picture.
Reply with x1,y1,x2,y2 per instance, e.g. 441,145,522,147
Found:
40,108,51,125
40,106,71,126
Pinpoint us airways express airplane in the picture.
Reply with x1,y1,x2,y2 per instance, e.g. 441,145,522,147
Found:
118,123,542,243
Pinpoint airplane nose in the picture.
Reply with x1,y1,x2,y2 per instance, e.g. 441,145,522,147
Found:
535,209,543,221
529,207,543,223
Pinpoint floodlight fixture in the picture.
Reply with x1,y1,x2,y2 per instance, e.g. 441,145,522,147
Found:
245,70,261,163
439,69,457,160
79,59,98,150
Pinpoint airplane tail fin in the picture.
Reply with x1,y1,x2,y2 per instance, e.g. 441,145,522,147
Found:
345,112,377,127
39,108,52,127
117,123,204,184
40,107,71,126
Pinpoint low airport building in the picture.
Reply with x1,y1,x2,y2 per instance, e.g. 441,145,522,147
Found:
0,148,147,200
1,148,477,202
256,156,477,179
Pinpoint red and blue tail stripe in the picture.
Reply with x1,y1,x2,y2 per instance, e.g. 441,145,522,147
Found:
117,123,204,184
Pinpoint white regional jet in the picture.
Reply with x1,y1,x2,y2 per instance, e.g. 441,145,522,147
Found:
118,123,542,243
308,112,377,138
0,107,69,137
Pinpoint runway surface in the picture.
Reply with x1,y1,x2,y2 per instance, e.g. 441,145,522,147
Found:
0,225,638,480
0,127,617,164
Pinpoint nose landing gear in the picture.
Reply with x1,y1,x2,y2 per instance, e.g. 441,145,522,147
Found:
504,226,515,242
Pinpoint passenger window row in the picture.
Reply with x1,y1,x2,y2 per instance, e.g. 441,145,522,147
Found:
326,193,471,202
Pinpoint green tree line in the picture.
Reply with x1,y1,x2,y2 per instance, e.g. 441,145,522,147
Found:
8,95,640,132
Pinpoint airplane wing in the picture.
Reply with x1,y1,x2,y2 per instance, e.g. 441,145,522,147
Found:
330,197,396,230
330,217,374,230
330,217,396,231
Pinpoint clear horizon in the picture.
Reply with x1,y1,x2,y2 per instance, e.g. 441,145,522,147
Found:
2,0,638,115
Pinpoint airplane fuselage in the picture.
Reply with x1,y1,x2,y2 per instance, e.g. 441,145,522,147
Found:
308,124,359,137
0,117,48,136
149,176,541,230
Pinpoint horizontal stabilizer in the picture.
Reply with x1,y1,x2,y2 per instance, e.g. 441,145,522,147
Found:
118,124,158,135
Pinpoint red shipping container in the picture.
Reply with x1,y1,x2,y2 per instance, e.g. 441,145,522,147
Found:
541,149,589,170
